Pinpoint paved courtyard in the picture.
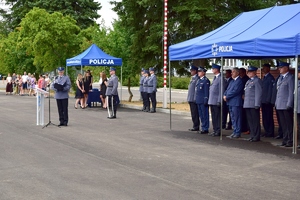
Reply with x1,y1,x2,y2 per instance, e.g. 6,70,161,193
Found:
0,92,299,200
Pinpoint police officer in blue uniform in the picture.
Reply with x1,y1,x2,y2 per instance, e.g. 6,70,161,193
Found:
243,66,263,142
142,70,150,112
51,67,71,126
105,67,119,119
195,67,210,134
148,67,157,113
271,72,283,139
139,68,145,111
275,61,294,147
261,63,275,137
223,69,233,130
187,65,200,131
208,64,225,136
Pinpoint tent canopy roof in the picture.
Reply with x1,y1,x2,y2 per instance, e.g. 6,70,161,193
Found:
169,4,300,61
66,44,122,66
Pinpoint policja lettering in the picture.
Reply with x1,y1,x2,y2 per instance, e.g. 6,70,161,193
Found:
218,46,233,52
89,59,114,65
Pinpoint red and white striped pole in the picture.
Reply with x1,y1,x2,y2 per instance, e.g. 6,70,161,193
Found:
163,0,168,108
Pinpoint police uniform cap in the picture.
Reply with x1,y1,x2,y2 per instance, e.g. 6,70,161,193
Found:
247,66,258,71
263,63,271,68
57,67,65,71
277,61,290,68
144,69,149,74
190,65,198,71
149,67,155,72
198,67,207,72
212,64,221,70
110,67,116,71
141,68,144,71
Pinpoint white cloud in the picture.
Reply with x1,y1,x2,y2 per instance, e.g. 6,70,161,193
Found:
96,0,119,28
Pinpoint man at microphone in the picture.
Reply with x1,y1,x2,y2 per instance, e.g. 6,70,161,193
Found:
51,67,71,126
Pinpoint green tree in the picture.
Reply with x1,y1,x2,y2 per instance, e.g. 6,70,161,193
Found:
1,0,101,30
18,7,81,72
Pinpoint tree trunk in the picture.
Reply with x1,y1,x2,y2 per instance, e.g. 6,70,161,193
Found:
128,77,133,102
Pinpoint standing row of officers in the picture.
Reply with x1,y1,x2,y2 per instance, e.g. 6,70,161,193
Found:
139,67,157,113
187,61,300,148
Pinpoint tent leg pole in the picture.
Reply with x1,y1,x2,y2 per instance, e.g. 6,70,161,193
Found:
293,55,298,154
121,65,122,103
220,57,224,141
169,60,172,130
81,65,82,74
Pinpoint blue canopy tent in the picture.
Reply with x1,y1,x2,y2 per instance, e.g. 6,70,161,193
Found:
169,3,300,153
66,44,123,101
169,3,300,60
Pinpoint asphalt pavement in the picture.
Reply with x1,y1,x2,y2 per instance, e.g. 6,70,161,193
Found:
0,89,300,200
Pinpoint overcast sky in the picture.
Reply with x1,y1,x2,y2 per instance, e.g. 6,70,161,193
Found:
96,0,119,28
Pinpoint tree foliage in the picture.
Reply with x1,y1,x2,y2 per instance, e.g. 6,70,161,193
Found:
18,8,81,72
1,0,101,30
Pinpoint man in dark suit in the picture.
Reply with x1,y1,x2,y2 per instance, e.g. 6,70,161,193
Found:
222,69,232,130
187,65,200,131
275,61,294,147
261,64,275,137
224,67,244,138
243,66,263,142
239,67,250,134
208,64,225,136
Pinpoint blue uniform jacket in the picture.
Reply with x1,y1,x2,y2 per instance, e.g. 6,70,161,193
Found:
187,75,198,102
147,74,157,93
243,76,262,108
275,73,294,110
195,76,210,104
51,75,71,99
224,77,244,106
262,73,274,104
139,76,145,92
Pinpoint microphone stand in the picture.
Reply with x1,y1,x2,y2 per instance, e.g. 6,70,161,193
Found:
43,84,60,129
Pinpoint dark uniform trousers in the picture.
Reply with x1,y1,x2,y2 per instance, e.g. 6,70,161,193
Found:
222,101,232,128
277,109,293,145
149,92,157,111
241,106,249,132
261,103,274,137
246,108,261,140
275,110,283,137
142,92,150,109
56,98,68,124
108,95,118,116
210,105,221,134
189,102,200,130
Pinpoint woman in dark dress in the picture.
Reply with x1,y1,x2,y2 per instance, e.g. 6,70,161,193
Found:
75,74,84,109
83,71,91,108
100,72,108,108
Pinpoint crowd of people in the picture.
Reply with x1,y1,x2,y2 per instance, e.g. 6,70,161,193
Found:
5,72,50,96
187,61,300,148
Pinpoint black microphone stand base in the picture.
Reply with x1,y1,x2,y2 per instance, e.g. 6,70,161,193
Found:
42,86,60,129
42,121,60,129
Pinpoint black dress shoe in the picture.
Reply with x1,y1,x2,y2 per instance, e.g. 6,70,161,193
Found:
275,135,283,139
188,128,199,131
251,139,260,142
208,132,215,136
285,144,293,147
212,133,220,137
297,145,300,148
200,130,209,134
222,125,226,129
232,135,240,139
245,137,253,141
276,143,286,147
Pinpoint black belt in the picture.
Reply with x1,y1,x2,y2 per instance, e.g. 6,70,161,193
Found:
108,86,113,87
148,86,153,87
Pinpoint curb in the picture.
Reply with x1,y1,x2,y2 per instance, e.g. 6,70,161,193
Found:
120,104,190,116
